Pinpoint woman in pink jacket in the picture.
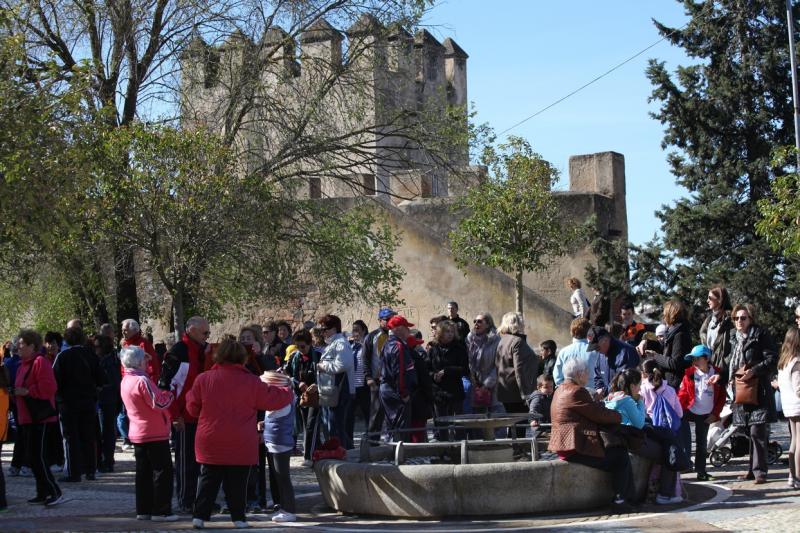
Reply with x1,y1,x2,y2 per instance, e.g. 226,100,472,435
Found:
186,336,292,529
120,345,176,522
13,330,62,506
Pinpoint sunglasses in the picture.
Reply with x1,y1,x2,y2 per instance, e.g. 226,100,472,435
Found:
733,316,750,321
473,319,484,324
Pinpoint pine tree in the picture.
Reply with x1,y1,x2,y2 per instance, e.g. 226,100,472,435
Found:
639,0,800,333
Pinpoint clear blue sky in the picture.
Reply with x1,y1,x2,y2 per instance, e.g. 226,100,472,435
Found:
422,0,694,245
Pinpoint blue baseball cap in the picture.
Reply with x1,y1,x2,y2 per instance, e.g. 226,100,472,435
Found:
378,307,396,320
684,344,712,361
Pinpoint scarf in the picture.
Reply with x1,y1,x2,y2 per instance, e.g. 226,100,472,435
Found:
730,328,750,373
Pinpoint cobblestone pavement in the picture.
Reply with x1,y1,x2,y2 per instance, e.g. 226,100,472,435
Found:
1,422,798,532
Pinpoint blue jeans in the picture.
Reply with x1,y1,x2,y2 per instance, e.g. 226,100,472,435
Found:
116,404,129,441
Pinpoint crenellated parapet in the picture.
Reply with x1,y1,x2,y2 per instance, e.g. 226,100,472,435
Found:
180,17,471,201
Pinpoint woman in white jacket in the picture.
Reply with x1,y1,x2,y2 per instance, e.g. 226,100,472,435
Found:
778,327,800,488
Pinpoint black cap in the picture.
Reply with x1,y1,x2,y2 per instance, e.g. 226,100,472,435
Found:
587,326,610,351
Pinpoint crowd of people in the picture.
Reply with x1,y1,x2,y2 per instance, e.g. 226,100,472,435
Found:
1,287,800,521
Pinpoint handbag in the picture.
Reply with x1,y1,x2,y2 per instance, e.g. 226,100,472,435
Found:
472,385,492,407
22,357,57,423
599,425,626,449
734,367,758,405
300,384,319,408
317,371,342,408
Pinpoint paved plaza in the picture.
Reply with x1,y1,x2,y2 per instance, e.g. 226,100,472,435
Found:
1,424,798,532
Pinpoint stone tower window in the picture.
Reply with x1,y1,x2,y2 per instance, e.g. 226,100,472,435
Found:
362,174,376,196
309,178,321,199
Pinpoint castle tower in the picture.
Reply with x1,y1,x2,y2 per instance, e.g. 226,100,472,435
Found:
569,151,628,241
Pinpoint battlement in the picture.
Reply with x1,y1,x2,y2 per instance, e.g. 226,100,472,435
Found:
181,16,467,108
180,17,470,203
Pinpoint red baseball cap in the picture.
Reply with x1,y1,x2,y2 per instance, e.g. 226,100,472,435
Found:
387,315,414,329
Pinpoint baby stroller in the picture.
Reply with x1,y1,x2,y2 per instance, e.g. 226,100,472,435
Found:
707,404,782,467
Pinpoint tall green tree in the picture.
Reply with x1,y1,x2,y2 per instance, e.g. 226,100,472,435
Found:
637,0,800,332
449,136,584,315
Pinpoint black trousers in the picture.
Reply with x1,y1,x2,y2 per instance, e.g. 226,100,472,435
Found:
266,450,295,513
566,446,633,500
246,440,267,507
23,423,61,498
434,397,464,441
194,464,251,522
502,401,528,438
60,408,97,478
748,422,768,477
345,385,371,448
133,440,173,516
10,403,28,469
367,385,385,443
175,422,199,510
97,403,118,469
301,406,320,460
684,411,711,475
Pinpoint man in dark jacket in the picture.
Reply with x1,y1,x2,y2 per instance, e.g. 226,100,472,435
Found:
94,334,121,473
53,326,106,482
379,315,417,441
446,301,471,343
157,316,211,513
362,307,395,443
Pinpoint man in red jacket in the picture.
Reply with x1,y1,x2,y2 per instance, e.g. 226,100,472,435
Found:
121,319,161,382
157,316,211,514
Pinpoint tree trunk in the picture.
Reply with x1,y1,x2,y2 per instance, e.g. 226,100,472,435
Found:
515,269,524,315
173,288,185,337
114,245,139,325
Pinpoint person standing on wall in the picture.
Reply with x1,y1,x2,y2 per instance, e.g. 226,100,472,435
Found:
446,301,471,344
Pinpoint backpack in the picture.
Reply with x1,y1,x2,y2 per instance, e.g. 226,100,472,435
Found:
651,390,681,434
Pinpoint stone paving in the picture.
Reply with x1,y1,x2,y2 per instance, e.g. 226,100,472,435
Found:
1,423,798,532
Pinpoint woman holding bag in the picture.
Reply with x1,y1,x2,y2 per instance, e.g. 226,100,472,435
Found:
13,330,62,506
728,303,778,484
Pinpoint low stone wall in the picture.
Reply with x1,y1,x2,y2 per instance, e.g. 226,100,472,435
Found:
314,456,651,518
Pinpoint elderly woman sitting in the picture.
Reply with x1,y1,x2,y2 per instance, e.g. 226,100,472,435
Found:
549,358,633,507
120,345,176,522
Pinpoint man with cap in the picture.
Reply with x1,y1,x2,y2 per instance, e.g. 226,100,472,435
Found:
362,307,396,443
589,326,640,398
379,315,418,441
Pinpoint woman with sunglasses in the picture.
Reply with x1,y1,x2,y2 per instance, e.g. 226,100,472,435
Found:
729,303,778,484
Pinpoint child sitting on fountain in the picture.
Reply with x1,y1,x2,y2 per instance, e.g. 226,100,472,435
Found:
528,374,554,440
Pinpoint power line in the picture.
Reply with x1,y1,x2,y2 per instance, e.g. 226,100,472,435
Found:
497,20,693,137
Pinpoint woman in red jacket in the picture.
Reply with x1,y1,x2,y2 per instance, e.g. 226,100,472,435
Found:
13,330,62,506
186,336,292,529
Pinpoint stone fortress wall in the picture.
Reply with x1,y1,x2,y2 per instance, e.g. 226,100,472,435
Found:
170,17,629,347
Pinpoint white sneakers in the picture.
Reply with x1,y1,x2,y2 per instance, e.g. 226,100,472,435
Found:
656,494,683,505
272,510,297,523
301,459,313,467
788,476,800,489
233,521,251,528
136,514,151,520
192,518,204,529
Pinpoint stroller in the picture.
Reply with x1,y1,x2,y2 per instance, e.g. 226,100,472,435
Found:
707,404,782,467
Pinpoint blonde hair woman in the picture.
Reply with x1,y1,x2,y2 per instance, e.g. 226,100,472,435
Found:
495,312,538,436
564,277,589,318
